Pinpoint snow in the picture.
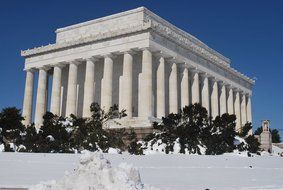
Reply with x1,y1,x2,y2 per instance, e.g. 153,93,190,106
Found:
272,145,283,156
234,136,246,145
0,144,4,152
107,148,121,154
46,135,55,142
0,152,283,190
30,152,157,190
141,138,207,155
141,135,249,155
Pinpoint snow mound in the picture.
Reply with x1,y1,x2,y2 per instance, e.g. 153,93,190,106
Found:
30,152,159,190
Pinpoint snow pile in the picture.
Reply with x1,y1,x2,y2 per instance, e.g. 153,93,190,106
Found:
30,152,159,190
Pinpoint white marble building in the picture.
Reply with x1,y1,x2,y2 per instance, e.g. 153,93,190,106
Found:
21,7,255,130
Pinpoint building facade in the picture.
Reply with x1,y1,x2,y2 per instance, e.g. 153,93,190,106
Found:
21,7,255,130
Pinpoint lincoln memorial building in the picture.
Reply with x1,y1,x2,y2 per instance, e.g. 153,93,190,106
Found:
21,7,255,131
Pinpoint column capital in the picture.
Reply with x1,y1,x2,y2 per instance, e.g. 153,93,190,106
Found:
209,77,220,83
120,49,136,55
52,62,66,68
70,59,82,65
37,65,51,71
199,72,211,78
240,91,250,96
85,56,99,62
102,53,116,59
184,59,196,68
226,84,235,90
140,47,152,52
182,66,189,73
154,51,170,59
218,80,228,86
165,56,178,64
24,68,36,72
233,88,242,93
190,67,201,74
246,93,252,98
171,62,177,68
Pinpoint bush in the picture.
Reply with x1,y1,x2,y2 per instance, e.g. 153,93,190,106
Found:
236,135,261,153
271,129,281,143
69,103,127,152
21,124,39,152
21,113,73,153
148,104,209,154
0,107,25,151
204,114,236,155
245,135,261,153
0,104,261,155
145,104,239,155
20,103,128,153
127,130,144,155
238,122,252,137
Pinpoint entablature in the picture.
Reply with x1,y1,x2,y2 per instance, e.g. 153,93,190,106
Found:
21,7,254,94
21,7,231,69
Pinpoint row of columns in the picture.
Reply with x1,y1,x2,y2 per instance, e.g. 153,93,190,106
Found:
22,49,252,131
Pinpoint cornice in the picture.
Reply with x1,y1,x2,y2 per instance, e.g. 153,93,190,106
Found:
21,22,151,57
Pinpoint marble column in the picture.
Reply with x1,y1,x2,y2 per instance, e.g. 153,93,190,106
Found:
246,95,252,123
82,58,96,117
211,79,219,118
201,73,210,116
191,70,200,104
101,55,114,112
138,49,152,118
219,82,227,116
156,56,165,118
34,68,48,126
234,90,242,131
50,65,63,116
241,93,247,126
227,86,234,115
247,94,253,135
181,67,189,109
66,62,79,116
22,69,34,126
169,63,178,114
121,52,133,118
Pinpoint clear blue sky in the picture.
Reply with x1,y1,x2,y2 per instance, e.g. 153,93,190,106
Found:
0,0,282,134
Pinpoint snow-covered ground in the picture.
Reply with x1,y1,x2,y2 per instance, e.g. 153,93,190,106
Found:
0,151,283,190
